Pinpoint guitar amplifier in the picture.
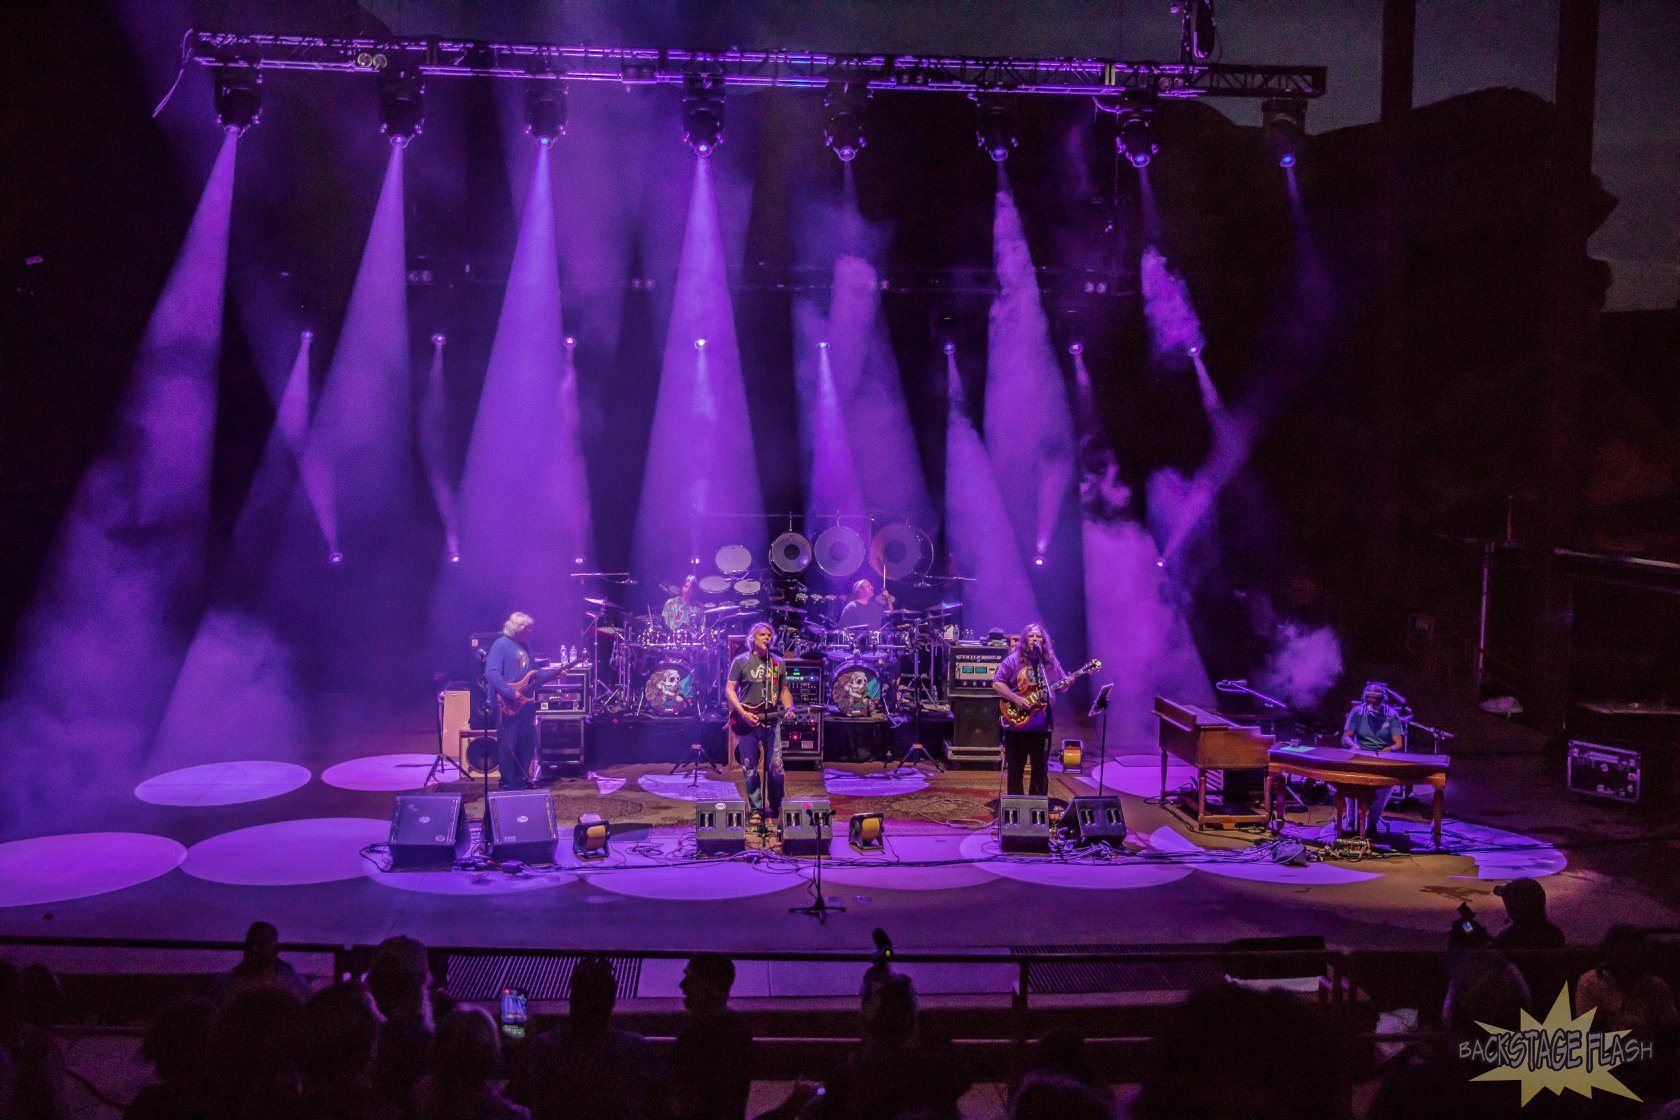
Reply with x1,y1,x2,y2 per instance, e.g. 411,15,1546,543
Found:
536,714,586,776
949,643,1009,696
783,659,825,708
1567,739,1673,804
947,695,1001,766
536,667,590,714
782,712,823,767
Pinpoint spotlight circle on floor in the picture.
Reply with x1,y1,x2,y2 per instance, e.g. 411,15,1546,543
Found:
135,761,312,807
0,833,186,908
182,818,391,886
957,831,1193,890
321,753,441,792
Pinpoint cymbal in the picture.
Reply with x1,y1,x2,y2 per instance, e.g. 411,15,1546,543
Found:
927,601,964,614
584,597,626,614
769,605,807,616
705,604,744,617
884,608,922,619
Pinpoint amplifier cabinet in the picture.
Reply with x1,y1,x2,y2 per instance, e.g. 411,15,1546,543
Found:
537,714,586,776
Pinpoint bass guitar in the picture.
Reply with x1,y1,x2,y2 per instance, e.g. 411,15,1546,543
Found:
496,656,590,719
999,659,1102,728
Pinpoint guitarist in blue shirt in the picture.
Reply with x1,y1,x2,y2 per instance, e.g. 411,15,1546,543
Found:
485,612,561,791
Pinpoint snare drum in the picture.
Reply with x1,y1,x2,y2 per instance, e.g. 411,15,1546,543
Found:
830,660,885,718
641,661,697,716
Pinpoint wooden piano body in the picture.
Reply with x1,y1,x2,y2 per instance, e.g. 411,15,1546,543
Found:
1266,744,1452,848
1154,696,1275,829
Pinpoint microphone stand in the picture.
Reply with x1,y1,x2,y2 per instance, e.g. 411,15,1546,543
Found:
1089,684,1113,798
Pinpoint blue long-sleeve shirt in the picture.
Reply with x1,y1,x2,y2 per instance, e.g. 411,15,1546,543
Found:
486,635,554,718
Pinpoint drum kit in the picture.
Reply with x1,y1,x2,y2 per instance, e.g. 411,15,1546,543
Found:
582,523,972,722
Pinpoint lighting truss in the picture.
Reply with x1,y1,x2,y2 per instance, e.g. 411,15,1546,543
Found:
186,33,1325,101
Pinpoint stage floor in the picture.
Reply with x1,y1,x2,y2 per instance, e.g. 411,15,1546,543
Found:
3,696,1677,960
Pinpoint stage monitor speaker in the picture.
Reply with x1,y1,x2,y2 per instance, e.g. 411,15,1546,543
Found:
537,714,586,776
998,795,1051,853
573,813,611,860
1061,795,1126,847
696,800,748,856
389,793,469,870
948,696,1001,766
781,798,833,857
484,790,558,864
848,812,885,852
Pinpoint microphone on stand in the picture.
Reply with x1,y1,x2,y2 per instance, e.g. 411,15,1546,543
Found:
1215,679,1248,692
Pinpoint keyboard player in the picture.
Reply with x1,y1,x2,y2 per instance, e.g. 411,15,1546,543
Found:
1341,681,1407,838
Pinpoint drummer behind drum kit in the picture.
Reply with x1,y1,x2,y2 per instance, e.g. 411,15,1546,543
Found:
583,522,971,729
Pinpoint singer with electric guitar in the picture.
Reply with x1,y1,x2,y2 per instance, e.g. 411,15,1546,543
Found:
726,621,793,832
991,623,1101,797
484,612,571,791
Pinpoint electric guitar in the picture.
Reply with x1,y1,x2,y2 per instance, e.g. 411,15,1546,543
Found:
728,702,788,737
999,659,1102,727
496,656,590,719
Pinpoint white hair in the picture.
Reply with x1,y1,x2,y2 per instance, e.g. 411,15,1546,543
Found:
503,612,535,637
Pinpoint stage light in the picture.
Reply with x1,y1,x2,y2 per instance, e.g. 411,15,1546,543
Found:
848,812,885,852
1117,100,1158,169
572,812,610,860
328,550,344,565
378,71,425,147
1187,343,1202,357
974,94,1017,163
300,329,314,342
1068,341,1083,356
573,555,586,566
818,340,830,350
690,556,701,566
694,338,707,350
1033,553,1046,568
1155,557,1166,568
943,341,957,356
564,335,576,349
213,66,262,135
681,73,726,156
431,332,445,347
822,82,868,163
524,79,567,145
1262,98,1307,169
448,552,461,564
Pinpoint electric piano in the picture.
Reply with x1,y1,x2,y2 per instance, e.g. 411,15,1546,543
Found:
1266,744,1452,848
1154,696,1274,829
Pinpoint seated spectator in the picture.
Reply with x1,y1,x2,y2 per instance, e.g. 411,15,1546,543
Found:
512,956,667,1120
1575,925,1679,1036
1010,1071,1112,1120
222,921,312,1004
1134,984,1348,1120
0,957,68,1120
1017,1027,1112,1116
800,972,968,1120
202,981,307,1120
1369,952,1571,1120
297,982,394,1120
367,935,436,1107
411,1007,530,1120
1492,878,1567,1009
671,954,753,1120
123,995,216,1120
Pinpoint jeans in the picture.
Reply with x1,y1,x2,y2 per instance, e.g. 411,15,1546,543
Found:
736,722,784,819
497,713,537,790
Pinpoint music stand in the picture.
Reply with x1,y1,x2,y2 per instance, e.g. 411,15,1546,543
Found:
1089,683,1114,797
